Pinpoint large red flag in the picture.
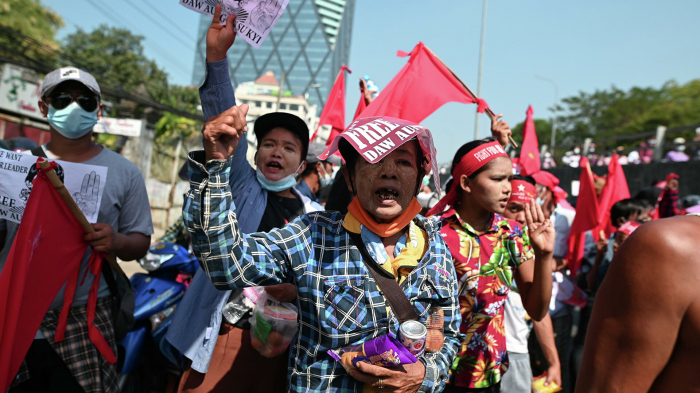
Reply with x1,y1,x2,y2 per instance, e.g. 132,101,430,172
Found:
519,105,541,175
311,66,350,145
565,157,600,274
358,42,488,122
596,154,631,237
0,164,115,392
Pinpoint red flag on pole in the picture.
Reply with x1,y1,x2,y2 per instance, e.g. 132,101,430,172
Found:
311,66,351,144
596,154,631,237
358,42,488,122
519,105,541,175
565,157,600,274
0,164,115,392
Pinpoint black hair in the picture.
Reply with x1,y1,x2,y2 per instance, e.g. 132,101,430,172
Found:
300,161,318,178
512,174,536,186
634,187,661,207
610,198,644,228
451,138,499,179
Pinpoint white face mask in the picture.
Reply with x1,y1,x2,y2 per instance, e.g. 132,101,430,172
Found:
318,164,333,187
256,162,304,192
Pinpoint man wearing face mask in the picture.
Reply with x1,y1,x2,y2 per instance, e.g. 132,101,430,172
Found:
0,67,153,392
296,142,335,204
165,6,323,392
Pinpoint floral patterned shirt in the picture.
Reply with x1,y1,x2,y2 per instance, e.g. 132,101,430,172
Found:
439,210,533,388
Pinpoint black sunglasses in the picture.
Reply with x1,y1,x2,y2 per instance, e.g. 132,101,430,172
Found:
49,93,99,112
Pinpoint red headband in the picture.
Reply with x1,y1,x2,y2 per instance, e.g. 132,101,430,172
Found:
618,220,641,236
426,141,509,216
510,179,536,204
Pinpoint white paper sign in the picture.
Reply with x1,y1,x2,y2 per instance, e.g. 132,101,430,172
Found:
180,0,290,48
0,148,108,224
93,117,144,137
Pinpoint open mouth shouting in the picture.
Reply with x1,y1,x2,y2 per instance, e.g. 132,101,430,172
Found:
375,187,400,205
265,160,284,174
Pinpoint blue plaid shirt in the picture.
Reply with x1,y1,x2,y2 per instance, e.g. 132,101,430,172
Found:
184,151,463,392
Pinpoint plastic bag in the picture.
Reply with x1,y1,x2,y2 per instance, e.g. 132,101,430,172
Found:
249,288,298,358
328,333,417,371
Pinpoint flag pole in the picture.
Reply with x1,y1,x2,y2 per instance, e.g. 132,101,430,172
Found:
37,159,124,276
424,46,519,148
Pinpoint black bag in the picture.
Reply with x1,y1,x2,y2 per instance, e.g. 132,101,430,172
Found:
30,146,135,340
101,257,135,341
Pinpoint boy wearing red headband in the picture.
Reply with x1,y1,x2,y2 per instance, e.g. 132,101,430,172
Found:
184,112,466,392
427,126,555,392
501,175,562,392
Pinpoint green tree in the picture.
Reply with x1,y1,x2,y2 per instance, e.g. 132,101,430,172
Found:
512,118,553,150
62,25,170,103
553,79,700,149
0,0,63,62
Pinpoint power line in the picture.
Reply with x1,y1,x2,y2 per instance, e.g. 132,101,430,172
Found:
81,0,192,79
0,24,203,121
139,0,199,45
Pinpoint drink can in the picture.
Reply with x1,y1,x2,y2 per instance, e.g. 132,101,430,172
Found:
398,320,427,357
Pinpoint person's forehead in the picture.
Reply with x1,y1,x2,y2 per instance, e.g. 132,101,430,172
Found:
262,127,300,146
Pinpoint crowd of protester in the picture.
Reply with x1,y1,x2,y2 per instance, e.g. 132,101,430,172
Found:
2,4,700,393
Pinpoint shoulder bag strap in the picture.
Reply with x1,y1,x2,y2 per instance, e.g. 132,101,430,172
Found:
348,231,419,324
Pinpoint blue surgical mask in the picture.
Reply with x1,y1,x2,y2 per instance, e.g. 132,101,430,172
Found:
256,162,304,192
47,102,98,139
318,165,333,187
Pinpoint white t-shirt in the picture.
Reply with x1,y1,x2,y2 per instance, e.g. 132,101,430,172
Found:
504,289,530,354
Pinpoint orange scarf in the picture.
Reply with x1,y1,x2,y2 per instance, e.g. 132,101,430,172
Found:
347,197,422,237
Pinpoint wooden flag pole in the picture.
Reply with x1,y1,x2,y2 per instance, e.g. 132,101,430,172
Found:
37,159,124,276
425,46,519,148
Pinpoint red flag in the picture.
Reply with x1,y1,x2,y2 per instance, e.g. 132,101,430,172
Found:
311,66,350,144
0,165,115,391
565,157,600,274
519,105,541,175
596,154,631,237
359,42,488,122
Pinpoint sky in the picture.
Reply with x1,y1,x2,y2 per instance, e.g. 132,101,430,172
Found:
44,0,700,164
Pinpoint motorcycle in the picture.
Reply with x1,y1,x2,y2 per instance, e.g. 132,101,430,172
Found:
116,242,198,393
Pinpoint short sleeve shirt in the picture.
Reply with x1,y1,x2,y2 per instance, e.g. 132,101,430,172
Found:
439,210,533,389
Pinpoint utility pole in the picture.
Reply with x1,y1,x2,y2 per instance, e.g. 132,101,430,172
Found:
474,0,488,140
277,72,286,109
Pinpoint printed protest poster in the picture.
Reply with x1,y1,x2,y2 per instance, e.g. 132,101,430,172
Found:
179,0,290,48
0,148,108,224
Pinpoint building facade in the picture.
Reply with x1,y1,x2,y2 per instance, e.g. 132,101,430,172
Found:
191,0,355,114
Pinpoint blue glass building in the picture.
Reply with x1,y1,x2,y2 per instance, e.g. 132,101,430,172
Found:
191,0,356,113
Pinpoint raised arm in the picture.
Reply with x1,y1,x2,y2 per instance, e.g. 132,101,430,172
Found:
515,200,554,321
184,104,312,289
576,218,696,392
184,149,314,289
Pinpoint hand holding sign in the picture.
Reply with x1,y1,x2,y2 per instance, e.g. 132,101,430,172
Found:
203,104,250,162
207,4,237,62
